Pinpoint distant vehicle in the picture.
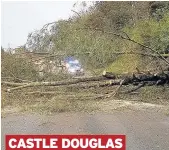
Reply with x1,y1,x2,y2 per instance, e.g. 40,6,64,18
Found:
62,57,84,76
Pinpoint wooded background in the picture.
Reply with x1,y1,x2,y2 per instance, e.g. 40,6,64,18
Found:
2,1,169,81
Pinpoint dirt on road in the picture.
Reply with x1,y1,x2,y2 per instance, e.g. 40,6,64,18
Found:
2,101,169,150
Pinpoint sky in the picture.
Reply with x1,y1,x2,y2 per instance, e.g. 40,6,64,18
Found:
1,1,77,48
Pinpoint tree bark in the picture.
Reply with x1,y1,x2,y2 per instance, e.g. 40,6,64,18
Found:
2,70,169,92
4,76,108,92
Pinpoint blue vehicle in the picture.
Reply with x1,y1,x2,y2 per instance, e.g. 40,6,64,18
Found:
63,57,84,75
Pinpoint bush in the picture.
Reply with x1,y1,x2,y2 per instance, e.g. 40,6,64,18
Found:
124,13,169,53
1,52,39,82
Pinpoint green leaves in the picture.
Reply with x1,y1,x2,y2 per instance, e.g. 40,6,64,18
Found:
24,2,169,73
125,13,169,52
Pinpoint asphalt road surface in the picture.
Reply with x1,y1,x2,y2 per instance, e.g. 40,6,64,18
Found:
2,110,169,150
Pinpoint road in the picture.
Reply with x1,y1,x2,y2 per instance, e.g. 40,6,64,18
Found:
2,109,169,150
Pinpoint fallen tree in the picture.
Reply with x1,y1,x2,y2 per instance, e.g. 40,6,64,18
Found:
2,69,169,93
2,76,108,92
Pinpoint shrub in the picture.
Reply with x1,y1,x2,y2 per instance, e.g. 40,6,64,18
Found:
1,52,38,82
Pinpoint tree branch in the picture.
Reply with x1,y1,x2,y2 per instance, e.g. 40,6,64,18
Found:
71,10,81,18
111,51,169,58
77,27,169,65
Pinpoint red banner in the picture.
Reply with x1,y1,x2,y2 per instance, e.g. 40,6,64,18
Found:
6,135,126,150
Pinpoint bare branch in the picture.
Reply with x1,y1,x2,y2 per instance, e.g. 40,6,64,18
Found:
122,83,145,94
111,51,169,58
40,21,57,32
106,79,125,98
71,10,81,18
2,67,32,83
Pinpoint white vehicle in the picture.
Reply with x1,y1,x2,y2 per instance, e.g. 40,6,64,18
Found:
65,59,84,75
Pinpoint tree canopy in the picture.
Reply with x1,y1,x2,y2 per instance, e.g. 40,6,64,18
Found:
23,1,169,73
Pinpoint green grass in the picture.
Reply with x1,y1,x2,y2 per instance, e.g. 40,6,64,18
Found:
106,54,140,74
93,53,141,76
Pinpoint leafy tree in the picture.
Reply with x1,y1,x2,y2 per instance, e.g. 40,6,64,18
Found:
23,1,169,74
